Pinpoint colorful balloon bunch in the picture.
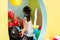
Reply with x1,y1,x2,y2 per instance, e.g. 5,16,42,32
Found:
8,11,24,39
8,10,24,28
33,25,42,40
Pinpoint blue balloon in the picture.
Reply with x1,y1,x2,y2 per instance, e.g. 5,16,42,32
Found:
16,26,21,32
34,28,41,40
34,28,38,34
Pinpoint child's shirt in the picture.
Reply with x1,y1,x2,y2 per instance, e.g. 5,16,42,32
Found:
23,17,34,37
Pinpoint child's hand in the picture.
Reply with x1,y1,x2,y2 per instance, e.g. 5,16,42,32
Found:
19,31,24,38
19,30,24,38
21,33,24,37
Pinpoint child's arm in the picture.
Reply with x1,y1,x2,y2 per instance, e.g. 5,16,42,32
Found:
16,16,23,21
21,18,28,37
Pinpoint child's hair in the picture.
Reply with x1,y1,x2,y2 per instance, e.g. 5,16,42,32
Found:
23,6,31,22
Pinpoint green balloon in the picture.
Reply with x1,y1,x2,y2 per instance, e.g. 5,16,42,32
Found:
36,30,41,40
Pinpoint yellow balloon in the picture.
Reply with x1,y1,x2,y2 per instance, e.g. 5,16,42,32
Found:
32,25,39,29
10,0,22,6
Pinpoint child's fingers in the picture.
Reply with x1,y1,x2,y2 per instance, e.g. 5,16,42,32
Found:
21,34,24,37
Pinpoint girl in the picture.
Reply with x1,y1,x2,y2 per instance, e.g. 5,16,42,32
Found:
21,6,34,40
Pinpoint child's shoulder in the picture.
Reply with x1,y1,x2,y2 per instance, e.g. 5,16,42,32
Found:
23,17,27,20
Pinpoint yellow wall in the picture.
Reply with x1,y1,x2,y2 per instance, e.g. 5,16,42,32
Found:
43,0,60,39
0,0,60,40
0,0,9,40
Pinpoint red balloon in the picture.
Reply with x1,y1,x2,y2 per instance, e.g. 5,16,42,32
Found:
38,26,42,30
53,38,58,40
8,22,15,28
8,11,14,19
12,18,19,26
20,20,24,29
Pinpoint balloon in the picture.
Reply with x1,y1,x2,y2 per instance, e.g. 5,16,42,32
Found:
34,28,38,34
12,18,19,26
53,38,58,40
34,28,41,39
8,22,15,28
8,11,14,19
35,30,40,39
38,26,42,30
32,25,39,29
16,26,21,32
10,0,22,6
